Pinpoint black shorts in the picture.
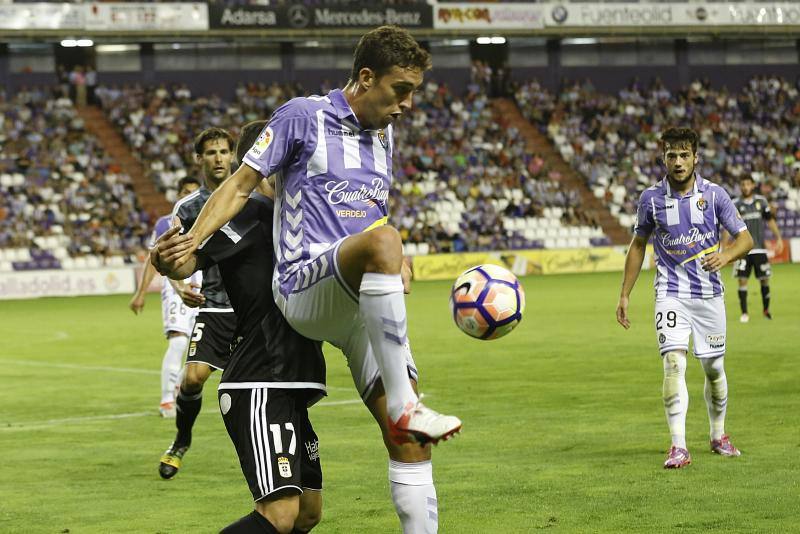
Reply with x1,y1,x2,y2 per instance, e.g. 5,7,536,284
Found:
218,387,322,502
186,311,236,370
734,253,771,280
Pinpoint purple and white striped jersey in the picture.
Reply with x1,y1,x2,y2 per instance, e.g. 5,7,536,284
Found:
242,89,393,298
634,175,747,300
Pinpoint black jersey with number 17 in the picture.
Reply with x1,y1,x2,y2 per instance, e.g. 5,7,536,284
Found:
195,193,326,401
173,186,232,309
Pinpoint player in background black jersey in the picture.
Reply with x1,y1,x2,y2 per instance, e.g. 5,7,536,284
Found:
725,175,784,322
152,121,325,534
159,128,238,479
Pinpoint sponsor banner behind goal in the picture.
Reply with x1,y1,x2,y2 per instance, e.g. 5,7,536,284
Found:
434,3,544,30
85,2,208,31
412,246,654,281
209,4,432,30
0,267,136,300
544,2,800,27
0,3,85,30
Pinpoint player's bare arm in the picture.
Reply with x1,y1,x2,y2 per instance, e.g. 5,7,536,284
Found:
129,259,158,314
401,257,412,294
719,229,733,254
767,218,784,254
169,278,204,308
617,234,649,329
701,229,753,273
177,164,262,266
255,177,274,199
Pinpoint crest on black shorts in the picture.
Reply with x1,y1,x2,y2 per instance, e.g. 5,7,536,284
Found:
696,198,707,211
377,130,388,150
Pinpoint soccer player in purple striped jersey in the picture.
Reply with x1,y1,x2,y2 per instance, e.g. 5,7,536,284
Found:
617,127,753,469
129,176,202,417
168,26,457,533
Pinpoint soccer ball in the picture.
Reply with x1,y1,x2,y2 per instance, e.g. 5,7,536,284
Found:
449,264,525,340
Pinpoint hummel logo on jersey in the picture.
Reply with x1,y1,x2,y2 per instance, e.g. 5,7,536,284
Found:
327,127,355,137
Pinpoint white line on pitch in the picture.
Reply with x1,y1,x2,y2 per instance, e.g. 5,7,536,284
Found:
2,358,350,391
2,411,154,431
3,358,159,375
2,400,362,431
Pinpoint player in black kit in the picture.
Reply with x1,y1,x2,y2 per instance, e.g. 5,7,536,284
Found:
728,175,784,322
152,121,325,534
159,128,239,479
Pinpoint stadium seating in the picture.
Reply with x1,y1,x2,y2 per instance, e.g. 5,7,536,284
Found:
95,82,304,202
391,81,607,254
0,87,150,271
98,80,608,257
516,75,800,240
8,74,796,272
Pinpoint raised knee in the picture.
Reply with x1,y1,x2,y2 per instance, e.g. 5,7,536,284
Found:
362,225,403,272
367,225,402,256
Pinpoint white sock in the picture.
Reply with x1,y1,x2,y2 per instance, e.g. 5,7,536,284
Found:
701,356,728,441
662,351,688,449
360,273,418,420
162,335,188,404
389,460,438,534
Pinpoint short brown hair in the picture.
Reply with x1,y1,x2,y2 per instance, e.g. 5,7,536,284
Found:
236,120,268,164
193,127,234,156
661,127,699,155
350,25,431,82
177,176,201,191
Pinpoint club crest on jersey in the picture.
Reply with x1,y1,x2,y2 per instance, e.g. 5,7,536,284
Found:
377,130,388,149
277,456,292,478
696,198,707,211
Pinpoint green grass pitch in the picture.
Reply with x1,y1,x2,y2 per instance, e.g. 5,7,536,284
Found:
2,264,798,533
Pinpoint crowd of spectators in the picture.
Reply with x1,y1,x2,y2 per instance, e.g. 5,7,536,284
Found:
517,75,800,236
96,82,304,201
0,86,149,268
98,79,597,255
393,79,598,253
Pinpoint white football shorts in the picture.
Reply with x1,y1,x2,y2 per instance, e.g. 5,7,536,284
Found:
654,296,726,359
160,276,199,338
274,239,417,400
